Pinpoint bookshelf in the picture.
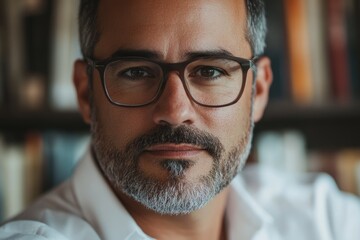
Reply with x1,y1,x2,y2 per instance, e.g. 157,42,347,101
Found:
0,110,88,133
253,0,360,197
0,105,359,149
256,102,360,150
0,0,360,221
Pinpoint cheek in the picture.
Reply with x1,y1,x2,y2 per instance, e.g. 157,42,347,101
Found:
102,111,149,145
91,76,154,148
204,103,251,150
204,77,253,148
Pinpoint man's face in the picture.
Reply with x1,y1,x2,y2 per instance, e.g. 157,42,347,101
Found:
90,0,255,214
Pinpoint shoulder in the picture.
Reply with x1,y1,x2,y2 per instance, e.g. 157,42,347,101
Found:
0,220,68,240
1,180,100,240
11,180,81,222
238,164,360,239
0,210,100,240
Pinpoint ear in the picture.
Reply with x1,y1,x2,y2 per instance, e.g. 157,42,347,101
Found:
253,57,273,122
73,60,92,124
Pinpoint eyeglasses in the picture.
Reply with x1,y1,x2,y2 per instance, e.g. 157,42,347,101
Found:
86,55,257,108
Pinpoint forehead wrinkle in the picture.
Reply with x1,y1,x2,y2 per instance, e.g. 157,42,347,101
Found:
96,0,250,60
105,48,239,63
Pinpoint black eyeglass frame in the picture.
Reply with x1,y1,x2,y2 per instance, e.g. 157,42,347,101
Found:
86,55,257,108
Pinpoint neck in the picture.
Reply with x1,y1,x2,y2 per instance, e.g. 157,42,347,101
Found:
118,187,230,240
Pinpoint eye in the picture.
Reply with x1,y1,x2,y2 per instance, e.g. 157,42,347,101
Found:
122,67,154,79
192,66,224,79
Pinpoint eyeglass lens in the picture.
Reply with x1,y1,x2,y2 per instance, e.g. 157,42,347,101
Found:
104,58,244,106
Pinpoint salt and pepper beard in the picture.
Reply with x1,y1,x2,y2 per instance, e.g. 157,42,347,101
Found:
91,106,254,215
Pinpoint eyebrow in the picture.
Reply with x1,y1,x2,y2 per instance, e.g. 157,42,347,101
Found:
109,48,236,61
111,49,163,59
185,49,235,59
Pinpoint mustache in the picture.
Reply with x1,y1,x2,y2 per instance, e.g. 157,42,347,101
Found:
125,125,224,161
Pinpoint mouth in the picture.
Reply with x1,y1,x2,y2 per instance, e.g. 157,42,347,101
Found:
144,144,205,158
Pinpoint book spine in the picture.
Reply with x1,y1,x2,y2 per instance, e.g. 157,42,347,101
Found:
256,130,307,173
21,0,50,110
43,132,89,189
345,0,360,101
326,0,351,103
24,132,44,205
1,144,25,219
0,132,90,218
0,3,3,108
50,0,82,110
264,0,291,102
3,0,25,108
283,0,314,104
335,150,360,195
306,0,330,104
0,135,4,221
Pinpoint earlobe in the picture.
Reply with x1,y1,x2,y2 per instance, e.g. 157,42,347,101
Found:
73,60,92,124
253,57,273,122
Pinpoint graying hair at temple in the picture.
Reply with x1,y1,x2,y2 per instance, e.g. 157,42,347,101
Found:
78,0,267,59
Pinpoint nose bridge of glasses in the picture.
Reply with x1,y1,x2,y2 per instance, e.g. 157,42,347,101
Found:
157,61,193,101
161,61,187,77
160,61,188,88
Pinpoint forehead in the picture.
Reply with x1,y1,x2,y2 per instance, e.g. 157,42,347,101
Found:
95,0,250,60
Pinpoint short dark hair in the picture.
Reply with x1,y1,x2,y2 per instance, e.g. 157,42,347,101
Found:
245,0,267,56
78,0,100,59
78,0,267,58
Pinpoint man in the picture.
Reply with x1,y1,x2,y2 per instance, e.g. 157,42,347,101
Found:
1,0,359,239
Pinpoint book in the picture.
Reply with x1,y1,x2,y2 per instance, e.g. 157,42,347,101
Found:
308,150,338,182
356,163,360,195
0,0,50,110
308,149,360,196
335,149,360,195
256,131,285,169
0,135,4,221
43,132,89,190
2,0,26,108
23,132,44,205
282,131,307,173
255,130,308,173
306,0,330,104
345,0,360,101
283,0,314,104
326,0,351,103
20,0,49,110
0,4,4,107
263,0,290,102
23,0,45,15
0,142,26,219
50,0,82,110
0,132,89,219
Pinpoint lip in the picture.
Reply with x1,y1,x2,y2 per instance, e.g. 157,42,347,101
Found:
144,144,204,158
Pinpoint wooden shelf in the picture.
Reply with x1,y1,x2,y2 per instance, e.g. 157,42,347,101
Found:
1,102,359,150
254,102,360,150
0,110,89,133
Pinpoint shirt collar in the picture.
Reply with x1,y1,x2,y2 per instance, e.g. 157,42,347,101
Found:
71,149,153,240
226,169,281,240
71,149,277,240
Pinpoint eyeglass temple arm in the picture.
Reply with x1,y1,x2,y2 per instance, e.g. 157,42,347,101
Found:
85,58,96,68
249,56,260,73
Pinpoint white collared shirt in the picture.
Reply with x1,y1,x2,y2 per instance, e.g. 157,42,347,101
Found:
0,149,359,240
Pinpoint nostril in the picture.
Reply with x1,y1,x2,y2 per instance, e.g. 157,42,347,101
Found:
158,120,170,126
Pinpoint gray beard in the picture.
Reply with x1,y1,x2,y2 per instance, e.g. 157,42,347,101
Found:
91,116,253,215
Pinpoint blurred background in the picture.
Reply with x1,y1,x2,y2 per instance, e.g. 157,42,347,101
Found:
0,0,359,221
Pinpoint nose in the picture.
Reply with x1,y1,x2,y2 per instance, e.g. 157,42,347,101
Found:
152,72,197,126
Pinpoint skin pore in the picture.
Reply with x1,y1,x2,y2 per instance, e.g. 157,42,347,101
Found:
73,0,272,239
